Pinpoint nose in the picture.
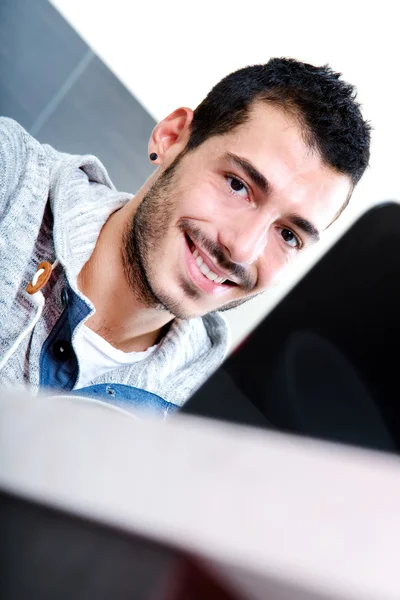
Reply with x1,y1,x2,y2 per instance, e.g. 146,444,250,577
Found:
218,212,272,265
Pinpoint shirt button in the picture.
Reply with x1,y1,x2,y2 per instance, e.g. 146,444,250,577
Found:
52,340,72,361
61,288,70,308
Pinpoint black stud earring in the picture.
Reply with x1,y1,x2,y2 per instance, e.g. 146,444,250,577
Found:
149,152,158,161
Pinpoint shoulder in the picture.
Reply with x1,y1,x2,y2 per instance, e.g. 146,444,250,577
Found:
0,118,60,215
170,312,230,363
0,118,48,196
202,312,230,356
0,117,29,164
164,313,230,406
0,117,59,171
0,117,40,155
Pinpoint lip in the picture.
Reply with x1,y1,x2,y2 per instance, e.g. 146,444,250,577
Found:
183,235,233,296
192,241,235,283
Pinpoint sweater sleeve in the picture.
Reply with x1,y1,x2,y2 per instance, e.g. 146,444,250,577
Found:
0,118,32,216
0,118,61,227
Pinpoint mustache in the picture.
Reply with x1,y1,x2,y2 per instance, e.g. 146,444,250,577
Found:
179,220,256,292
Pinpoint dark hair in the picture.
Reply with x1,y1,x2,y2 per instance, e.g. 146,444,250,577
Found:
187,58,371,187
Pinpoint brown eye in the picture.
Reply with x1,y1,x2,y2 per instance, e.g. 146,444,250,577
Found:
230,178,245,191
280,228,300,248
227,176,249,198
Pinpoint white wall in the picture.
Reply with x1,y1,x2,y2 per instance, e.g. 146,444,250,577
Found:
51,0,400,347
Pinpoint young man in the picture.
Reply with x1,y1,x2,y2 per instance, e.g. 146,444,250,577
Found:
0,58,371,415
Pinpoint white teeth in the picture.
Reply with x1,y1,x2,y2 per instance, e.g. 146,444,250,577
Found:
206,271,217,281
200,263,210,275
191,245,226,284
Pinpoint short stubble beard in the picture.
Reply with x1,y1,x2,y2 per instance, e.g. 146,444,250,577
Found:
121,152,257,319
121,156,188,317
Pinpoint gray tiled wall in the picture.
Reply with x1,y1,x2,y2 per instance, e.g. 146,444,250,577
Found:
0,0,156,192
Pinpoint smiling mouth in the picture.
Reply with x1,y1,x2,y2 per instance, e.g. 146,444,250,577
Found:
185,234,236,287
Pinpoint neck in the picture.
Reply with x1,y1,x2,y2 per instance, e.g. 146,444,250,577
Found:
77,199,173,353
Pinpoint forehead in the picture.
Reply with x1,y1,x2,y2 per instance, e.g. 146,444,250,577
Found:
199,101,352,229
239,101,320,174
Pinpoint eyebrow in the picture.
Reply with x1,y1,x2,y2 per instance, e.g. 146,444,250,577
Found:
223,152,320,243
288,214,320,243
224,152,270,195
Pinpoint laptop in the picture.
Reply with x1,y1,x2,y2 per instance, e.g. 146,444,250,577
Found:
3,203,400,600
183,201,400,454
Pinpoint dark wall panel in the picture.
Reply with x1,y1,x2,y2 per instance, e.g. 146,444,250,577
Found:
0,0,88,130
35,55,155,193
0,0,155,192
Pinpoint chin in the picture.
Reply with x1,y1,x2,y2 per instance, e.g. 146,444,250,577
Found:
150,281,212,319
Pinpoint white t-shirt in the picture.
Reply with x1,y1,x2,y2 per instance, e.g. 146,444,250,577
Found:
74,325,157,390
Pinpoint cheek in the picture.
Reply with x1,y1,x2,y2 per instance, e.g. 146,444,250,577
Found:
256,242,296,289
179,176,234,220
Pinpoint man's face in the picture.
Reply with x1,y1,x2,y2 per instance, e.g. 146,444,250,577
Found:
123,102,352,319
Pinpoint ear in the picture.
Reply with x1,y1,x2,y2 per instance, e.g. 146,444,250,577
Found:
148,107,194,165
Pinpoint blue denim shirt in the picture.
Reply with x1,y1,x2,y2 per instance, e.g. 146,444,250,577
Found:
39,286,179,417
